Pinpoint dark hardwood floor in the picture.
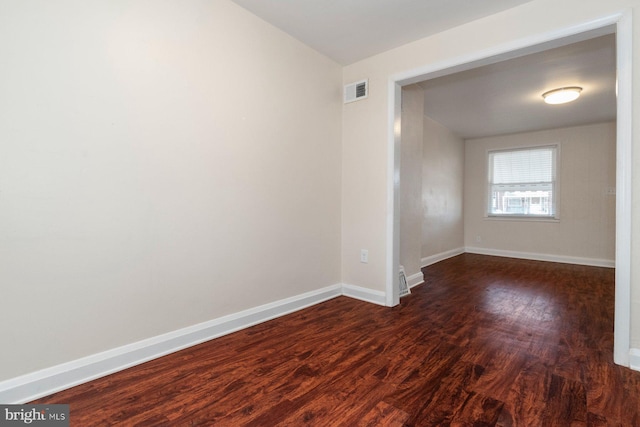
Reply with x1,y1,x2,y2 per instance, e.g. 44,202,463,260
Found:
33,254,640,426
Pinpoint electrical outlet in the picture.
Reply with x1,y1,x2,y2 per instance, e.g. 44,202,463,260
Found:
475,235,482,243
360,249,369,263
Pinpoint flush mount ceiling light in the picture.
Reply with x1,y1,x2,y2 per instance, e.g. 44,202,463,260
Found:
542,87,583,105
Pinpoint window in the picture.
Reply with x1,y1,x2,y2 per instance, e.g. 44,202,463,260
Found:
487,145,557,218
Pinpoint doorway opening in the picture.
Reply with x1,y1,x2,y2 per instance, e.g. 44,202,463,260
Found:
387,12,632,367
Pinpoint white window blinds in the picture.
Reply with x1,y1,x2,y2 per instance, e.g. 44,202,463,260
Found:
491,147,555,184
488,146,557,218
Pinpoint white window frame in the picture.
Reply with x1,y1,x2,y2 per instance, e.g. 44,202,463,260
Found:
486,145,560,220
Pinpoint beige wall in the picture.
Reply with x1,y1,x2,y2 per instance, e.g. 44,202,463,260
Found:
342,88,387,289
422,116,465,260
0,0,342,381
342,0,640,345
399,86,424,280
464,123,616,263
400,92,464,280
2,0,640,387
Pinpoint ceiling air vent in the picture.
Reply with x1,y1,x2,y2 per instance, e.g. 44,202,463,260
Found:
344,79,368,103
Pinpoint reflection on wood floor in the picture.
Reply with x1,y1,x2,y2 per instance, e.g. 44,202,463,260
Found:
33,254,640,426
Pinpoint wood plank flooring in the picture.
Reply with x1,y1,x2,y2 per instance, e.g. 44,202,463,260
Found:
32,254,640,426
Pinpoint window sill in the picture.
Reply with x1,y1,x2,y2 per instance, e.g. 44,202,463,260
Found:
484,215,560,223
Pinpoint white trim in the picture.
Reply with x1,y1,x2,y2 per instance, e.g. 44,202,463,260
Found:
486,144,560,219
0,284,342,404
483,216,560,223
421,248,465,268
342,283,387,306
630,349,640,372
613,10,633,368
465,246,615,268
387,10,632,367
406,272,424,289
386,82,402,307
391,14,622,86
399,265,424,289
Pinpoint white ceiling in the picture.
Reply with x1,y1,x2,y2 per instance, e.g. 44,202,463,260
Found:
230,0,535,65
420,34,617,139
230,1,617,139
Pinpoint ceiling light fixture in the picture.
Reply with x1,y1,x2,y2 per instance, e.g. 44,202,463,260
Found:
542,87,583,105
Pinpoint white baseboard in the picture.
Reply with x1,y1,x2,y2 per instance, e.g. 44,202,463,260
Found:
0,284,343,404
341,283,387,306
464,247,615,268
399,265,424,289
406,272,424,289
630,348,640,371
421,247,465,268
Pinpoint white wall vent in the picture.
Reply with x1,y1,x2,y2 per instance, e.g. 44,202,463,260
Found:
398,265,410,297
344,79,368,103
